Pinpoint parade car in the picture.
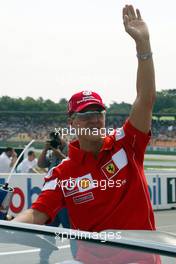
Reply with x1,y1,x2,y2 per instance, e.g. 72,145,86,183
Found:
0,220,176,264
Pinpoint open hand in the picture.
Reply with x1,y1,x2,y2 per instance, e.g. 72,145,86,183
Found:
123,5,149,43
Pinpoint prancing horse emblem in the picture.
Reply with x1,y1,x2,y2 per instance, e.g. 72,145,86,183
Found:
106,163,115,174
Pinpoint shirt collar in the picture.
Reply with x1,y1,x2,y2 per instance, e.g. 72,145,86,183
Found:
68,133,115,163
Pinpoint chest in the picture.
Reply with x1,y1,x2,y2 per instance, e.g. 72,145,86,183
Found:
61,146,134,205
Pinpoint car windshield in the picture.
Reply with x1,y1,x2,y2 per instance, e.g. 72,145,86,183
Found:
0,220,176,264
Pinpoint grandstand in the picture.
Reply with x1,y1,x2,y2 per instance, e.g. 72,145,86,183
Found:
0,111,176,151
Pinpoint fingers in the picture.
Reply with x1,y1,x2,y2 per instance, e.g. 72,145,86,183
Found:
123,14,129,28
128,5,136,20
136,9,142,20
123,5,142,22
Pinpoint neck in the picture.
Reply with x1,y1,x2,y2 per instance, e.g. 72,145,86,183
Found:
79,138,103,157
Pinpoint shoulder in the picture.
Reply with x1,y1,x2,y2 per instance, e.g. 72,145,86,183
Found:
44,157,71,182
0,154,10,163
55,156,71,169
0,153,7,159
22,158,28,163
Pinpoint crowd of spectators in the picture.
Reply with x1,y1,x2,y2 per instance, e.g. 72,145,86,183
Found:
0,114,175,147
150,119,176,147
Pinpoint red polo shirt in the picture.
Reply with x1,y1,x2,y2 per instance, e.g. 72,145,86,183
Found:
32,119,155,231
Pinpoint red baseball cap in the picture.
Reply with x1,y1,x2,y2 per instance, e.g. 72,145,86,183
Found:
68,91,106,115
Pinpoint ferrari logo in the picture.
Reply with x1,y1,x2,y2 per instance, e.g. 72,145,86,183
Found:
106,163,116,174
101,159,119,179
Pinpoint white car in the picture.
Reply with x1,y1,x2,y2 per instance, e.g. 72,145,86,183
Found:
0,220,176,264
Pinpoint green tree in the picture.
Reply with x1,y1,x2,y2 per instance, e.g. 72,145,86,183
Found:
153,89,176,113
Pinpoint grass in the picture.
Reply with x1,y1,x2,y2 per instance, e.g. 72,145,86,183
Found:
145,158,176,162
145,166,176,169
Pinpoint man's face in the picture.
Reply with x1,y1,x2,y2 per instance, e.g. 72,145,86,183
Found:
69,105,106,141
28,153,35,161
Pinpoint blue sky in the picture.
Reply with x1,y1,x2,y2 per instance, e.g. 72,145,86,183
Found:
0,0,175,105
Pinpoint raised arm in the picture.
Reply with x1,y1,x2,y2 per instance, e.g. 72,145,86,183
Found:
123,5,156,133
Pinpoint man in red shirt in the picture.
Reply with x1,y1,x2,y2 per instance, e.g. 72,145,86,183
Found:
14,5,156,231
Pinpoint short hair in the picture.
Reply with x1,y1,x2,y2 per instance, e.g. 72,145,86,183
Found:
28,150,34,156
5,147,13,153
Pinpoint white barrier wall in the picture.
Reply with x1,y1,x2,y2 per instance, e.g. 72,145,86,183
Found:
0,170,176,215
0,173,44,216
146,170,176,210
